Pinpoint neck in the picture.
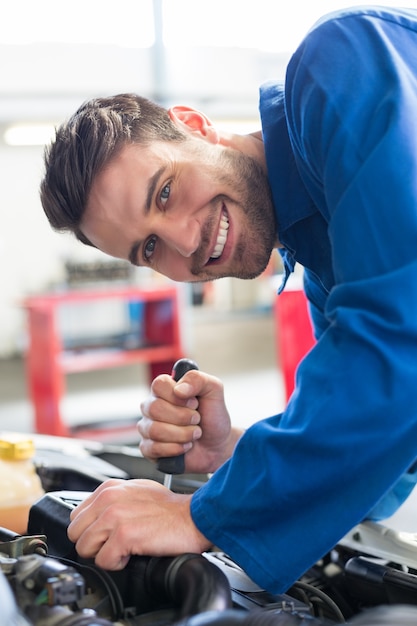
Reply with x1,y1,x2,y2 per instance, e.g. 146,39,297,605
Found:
233,130,266,169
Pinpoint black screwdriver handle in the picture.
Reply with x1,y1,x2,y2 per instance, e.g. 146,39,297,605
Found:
156,358,199,475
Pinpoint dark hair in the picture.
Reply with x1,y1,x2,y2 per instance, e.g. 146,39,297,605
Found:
40,93,186,245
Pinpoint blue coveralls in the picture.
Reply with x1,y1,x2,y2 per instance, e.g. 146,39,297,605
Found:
191,6,417,592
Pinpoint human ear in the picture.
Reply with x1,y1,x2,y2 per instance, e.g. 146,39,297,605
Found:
168,106,220,144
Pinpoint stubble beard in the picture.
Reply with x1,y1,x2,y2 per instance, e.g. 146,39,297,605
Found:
190,147,277,281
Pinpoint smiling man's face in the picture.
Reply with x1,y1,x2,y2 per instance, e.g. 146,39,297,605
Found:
81,135,276,283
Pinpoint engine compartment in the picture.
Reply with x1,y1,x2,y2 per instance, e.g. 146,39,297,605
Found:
2,436,417,625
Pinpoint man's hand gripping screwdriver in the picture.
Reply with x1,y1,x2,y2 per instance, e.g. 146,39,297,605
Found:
157,358,199,489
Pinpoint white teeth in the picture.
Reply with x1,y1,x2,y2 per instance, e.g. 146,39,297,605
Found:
211,212,229,259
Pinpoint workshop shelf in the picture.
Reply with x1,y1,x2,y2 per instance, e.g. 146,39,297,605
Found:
23,285,184,439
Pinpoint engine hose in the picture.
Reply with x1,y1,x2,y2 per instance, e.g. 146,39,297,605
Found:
0,526,19,541
172,607,332,625
144,553,233,618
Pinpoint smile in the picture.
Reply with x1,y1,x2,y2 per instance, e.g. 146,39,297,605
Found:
210,210,229,260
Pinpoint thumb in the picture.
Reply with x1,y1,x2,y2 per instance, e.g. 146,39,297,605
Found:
174,371,224,401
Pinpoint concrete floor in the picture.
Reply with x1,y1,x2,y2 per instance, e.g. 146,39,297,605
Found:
0,307,286,437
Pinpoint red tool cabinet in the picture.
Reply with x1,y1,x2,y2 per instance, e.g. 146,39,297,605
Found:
23,285,184,438
274,289,315,401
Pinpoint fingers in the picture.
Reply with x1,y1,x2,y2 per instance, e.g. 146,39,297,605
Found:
138,369,230,471
150,373,199,409
148,370,225,407
68,479,167,566
138,373,203,460
139,391,200,430
69,478,124,521
67,479,210,570
138,422,201,460
172,370,225,403
138,399,202,459
70,512,134,570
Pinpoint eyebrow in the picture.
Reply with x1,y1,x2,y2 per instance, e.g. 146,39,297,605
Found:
128,165,166,266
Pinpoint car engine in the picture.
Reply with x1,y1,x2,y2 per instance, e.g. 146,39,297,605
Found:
2,436,417,626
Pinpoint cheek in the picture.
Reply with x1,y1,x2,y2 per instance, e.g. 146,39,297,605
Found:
180,174,215,208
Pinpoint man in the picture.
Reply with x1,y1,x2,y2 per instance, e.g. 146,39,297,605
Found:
40,6,417,594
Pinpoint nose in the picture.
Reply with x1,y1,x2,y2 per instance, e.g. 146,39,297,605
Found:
162,217,200,258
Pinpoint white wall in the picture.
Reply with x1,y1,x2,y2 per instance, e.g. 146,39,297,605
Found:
0,143,108,355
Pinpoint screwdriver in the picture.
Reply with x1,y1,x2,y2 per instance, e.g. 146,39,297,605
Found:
157,358,199,489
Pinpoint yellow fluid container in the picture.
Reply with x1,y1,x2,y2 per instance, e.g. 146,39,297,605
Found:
0,435,44,534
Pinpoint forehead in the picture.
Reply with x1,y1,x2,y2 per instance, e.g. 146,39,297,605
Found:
86,142,170,215
97,142,165,192
80,143,165,257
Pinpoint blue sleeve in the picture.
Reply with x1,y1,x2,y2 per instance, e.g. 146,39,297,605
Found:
191,9,417,593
